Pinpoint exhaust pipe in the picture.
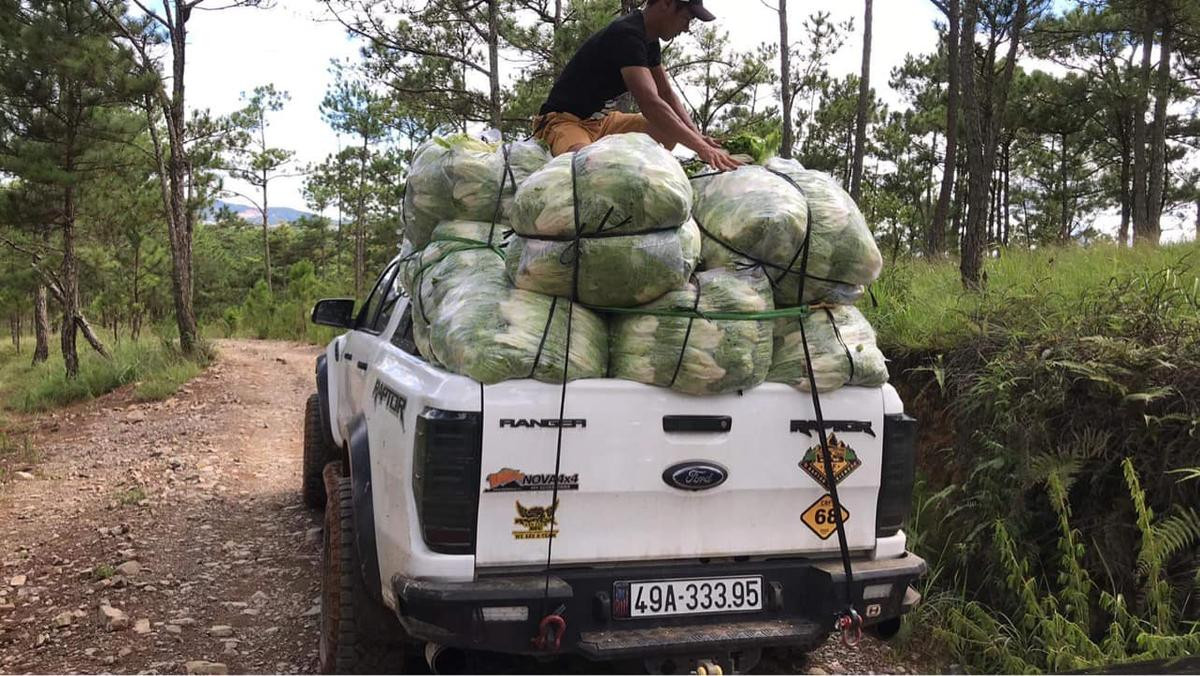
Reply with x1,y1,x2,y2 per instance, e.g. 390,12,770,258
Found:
424,643,468,674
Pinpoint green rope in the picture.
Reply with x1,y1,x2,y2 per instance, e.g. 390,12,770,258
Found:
585,303,810,321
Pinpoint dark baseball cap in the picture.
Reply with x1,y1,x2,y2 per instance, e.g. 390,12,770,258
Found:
680,0,716,22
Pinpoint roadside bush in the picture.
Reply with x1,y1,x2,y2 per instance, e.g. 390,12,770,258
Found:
874,243,1200,672
228,261,345,344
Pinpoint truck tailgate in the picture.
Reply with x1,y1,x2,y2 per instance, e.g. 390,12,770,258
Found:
475,379,885,568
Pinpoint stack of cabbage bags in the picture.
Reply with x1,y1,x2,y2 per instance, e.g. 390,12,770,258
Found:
399,131,889,395
688,158,888,392
506,134,700,307
402,221,607,384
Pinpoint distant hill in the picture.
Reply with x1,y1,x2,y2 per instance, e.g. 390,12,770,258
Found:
205,200,315,226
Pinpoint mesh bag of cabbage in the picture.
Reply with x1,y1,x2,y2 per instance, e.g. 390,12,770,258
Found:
403,221,607,384
609,268,775,396
768,304,888,392
692,159,883,306
505,133,698,307
402,136,551,248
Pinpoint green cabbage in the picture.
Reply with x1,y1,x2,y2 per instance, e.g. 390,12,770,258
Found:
505,219,701,307
405,221,607,384
691,166,809,303
768,305,888,392
510,133,692,238
402,137,550,248
609,268,774,395
762,158,883,305
693,161,884,306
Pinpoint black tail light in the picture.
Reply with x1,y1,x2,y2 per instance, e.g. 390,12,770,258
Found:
876,413,917,538
412,408,482,555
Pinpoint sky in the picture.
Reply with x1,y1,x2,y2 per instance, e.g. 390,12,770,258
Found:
189,0,943,213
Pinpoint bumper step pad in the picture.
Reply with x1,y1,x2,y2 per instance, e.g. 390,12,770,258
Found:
578,618,824,659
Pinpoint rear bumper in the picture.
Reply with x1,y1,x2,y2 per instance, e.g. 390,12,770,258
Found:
391,553,925,659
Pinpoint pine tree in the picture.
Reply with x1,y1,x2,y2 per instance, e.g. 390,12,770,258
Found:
0,0,151,377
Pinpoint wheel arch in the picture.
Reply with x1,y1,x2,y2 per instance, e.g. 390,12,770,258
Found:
346,414,383,603
318,344,345,449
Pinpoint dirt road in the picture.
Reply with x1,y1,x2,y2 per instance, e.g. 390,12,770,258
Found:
0,340,324,674
0,339,931,675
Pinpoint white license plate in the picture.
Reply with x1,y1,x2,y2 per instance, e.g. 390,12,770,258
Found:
615,576,764,618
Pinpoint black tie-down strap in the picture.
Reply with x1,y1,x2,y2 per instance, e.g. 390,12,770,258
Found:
693,166,863,641
667,275,705,389
534,151,587,651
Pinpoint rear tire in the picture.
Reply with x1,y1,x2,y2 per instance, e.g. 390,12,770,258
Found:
304,393,333,509
319,462,406,674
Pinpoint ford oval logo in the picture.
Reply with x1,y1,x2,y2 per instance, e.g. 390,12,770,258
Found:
663,462,728,492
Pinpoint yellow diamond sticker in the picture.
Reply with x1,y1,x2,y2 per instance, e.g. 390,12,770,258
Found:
801,494,850,540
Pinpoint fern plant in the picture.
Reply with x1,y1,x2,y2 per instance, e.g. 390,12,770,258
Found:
935,458,1200,674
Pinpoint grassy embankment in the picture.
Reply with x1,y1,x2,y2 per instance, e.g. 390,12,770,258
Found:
0,335,209,413
866,242,1200,672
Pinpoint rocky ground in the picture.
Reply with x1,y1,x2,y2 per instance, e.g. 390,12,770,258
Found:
0,339,937,675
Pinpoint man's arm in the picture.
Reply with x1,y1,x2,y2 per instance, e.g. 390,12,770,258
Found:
622,66,739,171
650,66,719,148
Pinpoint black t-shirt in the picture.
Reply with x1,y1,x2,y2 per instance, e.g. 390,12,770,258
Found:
540,11,662,118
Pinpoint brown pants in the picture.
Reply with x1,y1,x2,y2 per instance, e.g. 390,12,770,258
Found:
532,111,650,156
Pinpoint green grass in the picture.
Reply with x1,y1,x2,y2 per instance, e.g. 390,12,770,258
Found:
115,485,147,505
92,563,116,580
865,241,1200,353
0,336,210,412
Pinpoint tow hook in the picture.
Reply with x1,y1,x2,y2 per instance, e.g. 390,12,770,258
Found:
693,659,724,675
838,608,864,647
531,606,566,652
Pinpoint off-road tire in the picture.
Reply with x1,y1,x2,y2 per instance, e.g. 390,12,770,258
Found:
303,393,332,509
319,462,406,674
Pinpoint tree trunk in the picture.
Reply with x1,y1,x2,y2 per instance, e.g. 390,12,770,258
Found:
260,121,273,293
850,0,873,202
960,0,1027,287
778,0,794,159
958,0,986,289
928,0,960,257
487,0,502,129
61,187,80,379
33,286,50,365
354,134,369,298
1119,136,1132,247
131,241,142,341
1060,132,1071,240
1131,17,1153,243
1002,138,1011,245
165,1,199,355
1146,20,1172,242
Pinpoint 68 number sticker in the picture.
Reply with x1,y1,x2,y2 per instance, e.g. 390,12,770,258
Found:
801,494,850,540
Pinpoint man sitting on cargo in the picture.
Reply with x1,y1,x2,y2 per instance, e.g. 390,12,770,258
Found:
533,0,741,171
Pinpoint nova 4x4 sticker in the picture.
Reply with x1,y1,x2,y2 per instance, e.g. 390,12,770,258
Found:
799,434,861,489
513,499,559,540
485,468,579,492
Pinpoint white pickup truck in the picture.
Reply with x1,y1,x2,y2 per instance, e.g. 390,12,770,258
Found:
302,257,925,674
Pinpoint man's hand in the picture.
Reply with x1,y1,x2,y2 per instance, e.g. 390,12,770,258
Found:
703,135,723,149
698,145,742,172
